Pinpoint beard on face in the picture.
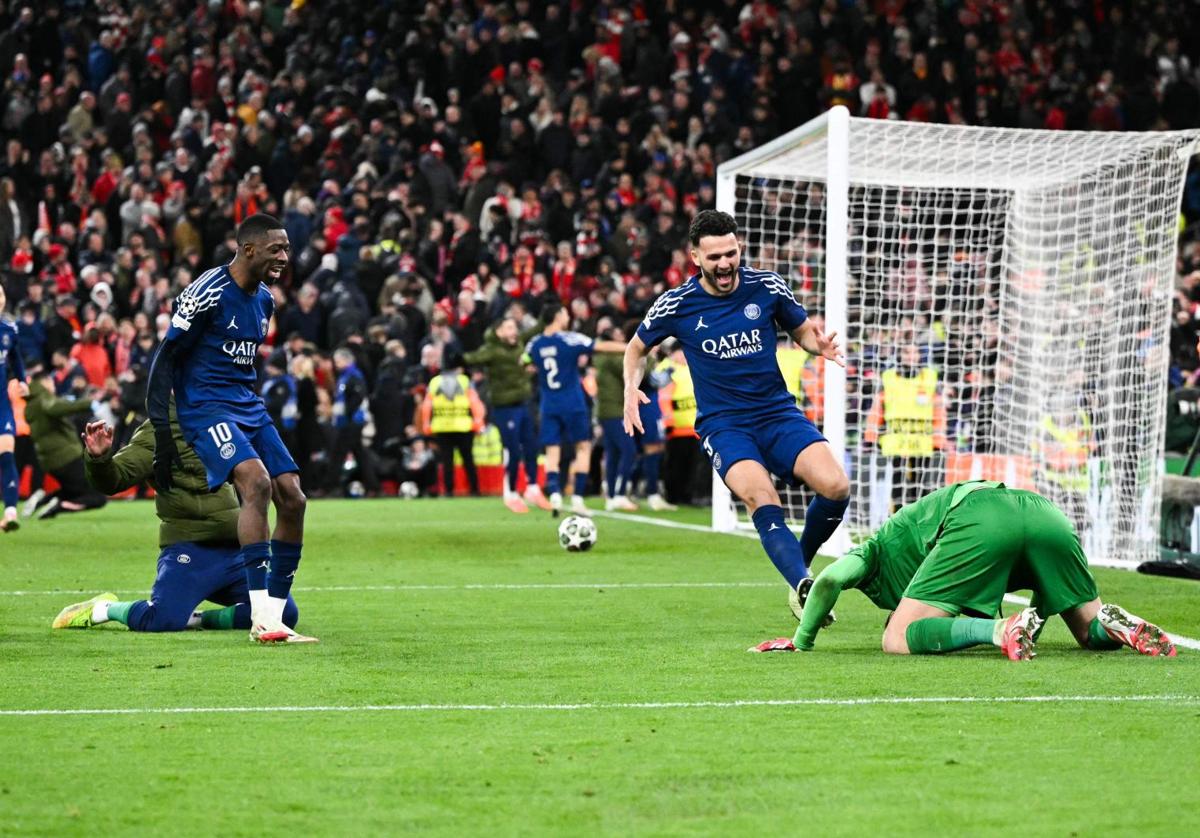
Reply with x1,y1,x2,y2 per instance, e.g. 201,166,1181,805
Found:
701,262,737,293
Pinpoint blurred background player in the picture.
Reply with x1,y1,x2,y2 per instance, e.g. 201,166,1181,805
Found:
0,284,27,531
420,353,486,497
525,302,623,516
625,210,848,614
52,416,301,635
146,213,311,644
628,318,678,512
781,481,1175,659
24,368,106,520
594,325,638,511
326,346,378,497
463,316,549,513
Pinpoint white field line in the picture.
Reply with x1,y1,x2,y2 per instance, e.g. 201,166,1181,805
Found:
1,694,1197,718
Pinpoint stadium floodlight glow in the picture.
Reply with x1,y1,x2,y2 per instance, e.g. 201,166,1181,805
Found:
715,105,1200,569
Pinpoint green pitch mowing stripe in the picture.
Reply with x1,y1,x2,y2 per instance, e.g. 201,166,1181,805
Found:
1,694,1198,717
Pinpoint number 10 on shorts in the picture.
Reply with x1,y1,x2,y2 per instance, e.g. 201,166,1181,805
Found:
208,422,233,445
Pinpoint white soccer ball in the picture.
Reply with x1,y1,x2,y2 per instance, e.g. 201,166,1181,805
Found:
558,515,597,552
399,481,420,499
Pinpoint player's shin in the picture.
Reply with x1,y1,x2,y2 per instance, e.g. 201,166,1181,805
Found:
751,505,807,588
241,541,271,624
798,494,848,565
268,540,302,624
0,450,18,515
904,617,997,654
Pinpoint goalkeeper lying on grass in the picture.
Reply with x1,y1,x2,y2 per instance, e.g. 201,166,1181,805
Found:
752,480,1175,660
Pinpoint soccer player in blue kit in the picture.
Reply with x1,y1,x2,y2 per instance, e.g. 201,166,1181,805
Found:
526,302,624,516
146,214,314,644
0,284,29,533
623,210,850,616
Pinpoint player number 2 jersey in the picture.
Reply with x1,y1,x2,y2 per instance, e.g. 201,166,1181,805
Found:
164,266,274,430
525,331,593,415
635,267,808,426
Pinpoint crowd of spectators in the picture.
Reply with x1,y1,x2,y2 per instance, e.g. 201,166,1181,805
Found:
3,0,1200,496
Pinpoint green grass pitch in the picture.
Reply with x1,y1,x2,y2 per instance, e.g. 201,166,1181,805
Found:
2,499,1198,835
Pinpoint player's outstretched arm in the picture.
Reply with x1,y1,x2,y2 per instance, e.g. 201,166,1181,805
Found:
622,334,650,436
793,551,871,650
82,420,154,494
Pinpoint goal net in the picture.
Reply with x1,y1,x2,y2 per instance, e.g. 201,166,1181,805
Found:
713,107,1200,569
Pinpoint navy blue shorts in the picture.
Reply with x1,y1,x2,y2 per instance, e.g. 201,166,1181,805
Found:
638,397,663,445
699,408,826,486
0,396,13,436
539,408,592,447
185,417,299,491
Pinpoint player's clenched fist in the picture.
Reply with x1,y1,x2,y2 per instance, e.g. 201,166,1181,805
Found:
82,421,114,457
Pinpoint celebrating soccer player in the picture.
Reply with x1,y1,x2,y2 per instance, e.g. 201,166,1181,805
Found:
526,302,624,516
52,417,302,635
146,214,314,644
624,210,850,613
0,284,28,532
770,480,1176,660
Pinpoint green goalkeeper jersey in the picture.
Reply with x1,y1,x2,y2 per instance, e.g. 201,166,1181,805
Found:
795,480,1002,648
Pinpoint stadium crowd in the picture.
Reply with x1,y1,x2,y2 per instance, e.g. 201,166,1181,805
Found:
3,0,1200,503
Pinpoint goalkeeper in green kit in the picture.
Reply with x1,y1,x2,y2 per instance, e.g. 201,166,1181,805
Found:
752,481,1176,660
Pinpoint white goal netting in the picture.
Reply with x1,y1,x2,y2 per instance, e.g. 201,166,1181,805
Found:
715,110,1200,568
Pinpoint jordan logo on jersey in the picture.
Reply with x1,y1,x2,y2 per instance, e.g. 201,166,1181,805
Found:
695,316,708,330
227,316,238,330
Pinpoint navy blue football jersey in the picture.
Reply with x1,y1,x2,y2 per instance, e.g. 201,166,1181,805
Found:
164,266,274,430
635,267,808,424
525,330,594,415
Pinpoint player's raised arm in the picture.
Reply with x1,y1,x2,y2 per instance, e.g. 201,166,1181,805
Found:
83,419,154,494
622,333,650,436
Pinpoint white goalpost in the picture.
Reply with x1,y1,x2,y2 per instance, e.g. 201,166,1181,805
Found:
713,106,1200,569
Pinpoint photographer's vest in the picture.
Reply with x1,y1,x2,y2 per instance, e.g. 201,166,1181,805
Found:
429,373,474,433
879,367,937,458
668,364,697,438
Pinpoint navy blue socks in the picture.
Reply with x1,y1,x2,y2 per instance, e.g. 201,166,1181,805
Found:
799,494,848,565
752,504,808,588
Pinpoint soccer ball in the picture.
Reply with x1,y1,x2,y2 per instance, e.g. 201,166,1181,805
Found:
399,481,420,499
558,515,597,552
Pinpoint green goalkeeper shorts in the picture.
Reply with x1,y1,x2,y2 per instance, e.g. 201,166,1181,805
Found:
903,488,1098,618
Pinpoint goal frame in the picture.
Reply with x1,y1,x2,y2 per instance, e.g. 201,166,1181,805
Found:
712,105,1199,569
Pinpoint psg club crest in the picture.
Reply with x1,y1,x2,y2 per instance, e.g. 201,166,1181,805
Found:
743,303,761,321
176,553,191,564
219,442,237,460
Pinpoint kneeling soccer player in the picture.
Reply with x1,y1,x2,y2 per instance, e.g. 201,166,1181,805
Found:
51,417,311,640
757,480,1175,660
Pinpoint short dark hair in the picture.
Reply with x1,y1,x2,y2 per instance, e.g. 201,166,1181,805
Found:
541,301,564,325
688,209,738,246
236,213,284,245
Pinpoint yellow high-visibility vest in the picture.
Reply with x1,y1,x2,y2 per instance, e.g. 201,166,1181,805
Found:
776,347,807,407
429,373,474,433
879,367,938,458
1037,412,1091,492
669,364,697,434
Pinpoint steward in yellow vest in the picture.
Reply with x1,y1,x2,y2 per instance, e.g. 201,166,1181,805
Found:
1034,409,1093,493
864,348,947,458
